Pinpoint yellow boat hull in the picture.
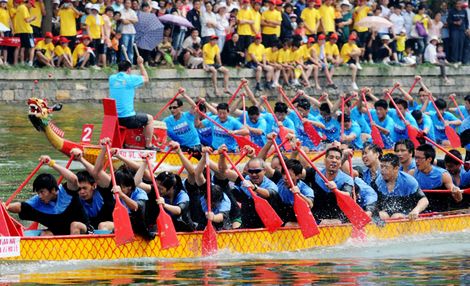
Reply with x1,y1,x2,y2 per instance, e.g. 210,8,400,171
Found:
6,214,470,261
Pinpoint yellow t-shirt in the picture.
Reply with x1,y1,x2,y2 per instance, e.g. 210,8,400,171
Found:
277,48,291,64
54,45,72,57
300,7,320,35
265,47,278,63
253,10,261,34
353,5,371,33
396,35,406,52
340,42,359,63
58,8,79,36
247,42,265,62
296,44,307,61
72,43,87,66
203,43,219,65
319,4,335,33
35,40,55,59
325,42,339,57
292,48,304,63
261,9,282,35
85,14,104,39
237,8,255,36
13,4,32,34
413,14,429,31
0,8,9,27
312,43,321,58
29,2,43,28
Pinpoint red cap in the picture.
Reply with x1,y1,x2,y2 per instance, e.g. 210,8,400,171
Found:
267,0,276,4
348,34,357,41
318,34,326,40
254,0,262,4
28,0,35,7
275,0,283,6
329,33,338,40
315,0,322,6
307,37,315,43
255,33,262,39
81,35,91,41
60,37,70,44
242,0,250,3
210,35,219,40
463,2,469,8
44,32,53,38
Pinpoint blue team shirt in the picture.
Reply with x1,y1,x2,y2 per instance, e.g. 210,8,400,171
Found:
414,166,447,190
319,117,341,142
202,116,243,151
277,179,314,205
457,105,469,118
237,176,278,199
80,189,105,218
262,113,295,145
164,111,201,147
376,171,420,197
429,111,459,142
314,168,354,193
200,192,231,214
399,159,416,173
350,107,371,134
355,177,378,207
109,72,144,118
245,117,268,147
289,110,323,150
417,113,436,141
370,110,395,149
123,187,148,213
388,109,418,142
461,117,470,151
26,184,72,215
344,122,363,149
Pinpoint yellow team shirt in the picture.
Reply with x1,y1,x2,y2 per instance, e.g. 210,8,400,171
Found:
72,43,86,66
300,7,320,35
340,42,359,63
29,2,43,28
413,14,429,31
237,8,255,36
13,4,32,34
325,42,339,57
396,35,406,52
7,0,15,17
0,8,9,27
202,43,219,65
353,5,371,33
54,45,71,57
319,4,335,33
265,47,278,63
247,42,265,62
35,40,55,59
312,43,322,59
261,9,282,35
277,48,291,64
292,48,304,63
85,14,104,39
253,10,261,34
58,8,79,36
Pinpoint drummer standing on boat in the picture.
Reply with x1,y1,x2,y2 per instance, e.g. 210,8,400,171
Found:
109,57,157,150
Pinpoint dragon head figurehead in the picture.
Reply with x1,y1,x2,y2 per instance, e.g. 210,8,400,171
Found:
28,97,62,131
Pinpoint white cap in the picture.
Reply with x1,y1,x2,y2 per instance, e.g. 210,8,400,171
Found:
381,34,391,40
91,4,100,11
53,0,60,4
430,35,440,42
340,0,352,8
151,1,159,9
215,3,226,12
85,2,93,9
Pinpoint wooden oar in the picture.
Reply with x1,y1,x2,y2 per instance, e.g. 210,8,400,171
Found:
196,109,261,154
385,92,421,148
222,150,283,233
449,95,465,120
5,161,44,206
227,79,247,105
426,94,461,148
154,88,185,120
271,139,320,238
106,144,135,246
202,152,218,256
261,97,292,151
421,135,469,169
296,147,371,230
278,86,324,146
145,156,179,249
361,90,384,148
152,147,174,173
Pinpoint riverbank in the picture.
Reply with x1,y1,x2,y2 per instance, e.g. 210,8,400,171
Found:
0,64,469,102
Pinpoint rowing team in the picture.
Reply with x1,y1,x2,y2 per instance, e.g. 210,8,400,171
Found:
5,133,469,237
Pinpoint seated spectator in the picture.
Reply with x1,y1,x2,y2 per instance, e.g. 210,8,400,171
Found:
340,33,363,90
35,32,55,67
246,34,274,91
202,35,230,96
180,29,201,66
72,35,94,68
424,36,450,84
221,33,245,67
372,34,394,63
155,36,175,67
54,37,73,68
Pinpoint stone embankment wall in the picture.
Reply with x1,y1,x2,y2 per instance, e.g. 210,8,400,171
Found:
1,65,469,102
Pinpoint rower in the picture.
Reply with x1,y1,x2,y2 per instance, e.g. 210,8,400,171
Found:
339,114,363,150
428,99,461,147
376,153,429,220
318,103,341,143
442,149,470,189
370,99,395,149
394,139,416,174
289,99,325,150
361,143,382,188
6,156,91,236
261,100,295,143
244,106,269,147
388,98,418,143
410,144,463,212
449,94,470,118
411,109,436,141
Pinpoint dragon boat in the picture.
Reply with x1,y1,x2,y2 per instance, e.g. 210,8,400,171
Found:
27,97,464,166
2,211,469,261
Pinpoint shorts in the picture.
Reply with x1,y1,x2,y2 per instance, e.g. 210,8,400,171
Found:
207,63,222,69
92,39,105,54
347,58,357,65
17,33,35,49
245,61,258,69
118,112,149,129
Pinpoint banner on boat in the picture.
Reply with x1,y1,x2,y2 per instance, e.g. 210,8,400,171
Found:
0,237,20,258
116,149,156,162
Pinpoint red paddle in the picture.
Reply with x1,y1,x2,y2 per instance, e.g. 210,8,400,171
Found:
5,161,44,206
202,152,218,256
196,109,261,154
310,150,327,163
271,140,320,239
57,155,74,184
152,147,174,173
348,154,357,202
261,97,292,151
106,144,135,246
421,135,470,169
177,153,193,175
449,95,465,120
279,86,324,146
423,188,470,194
145,156,180,249
361,90,384,148
296,147,371,229
340,97,345,139
426,94,461,148
222,150,283,232
385,92,421,148
154,88,185,119
408,77,420,95
231,149,248,169
227,79,247,105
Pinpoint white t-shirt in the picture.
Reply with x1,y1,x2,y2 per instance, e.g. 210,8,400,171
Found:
201,11,217,37
424,43,437,64
390,13,405,35
120,8,138,34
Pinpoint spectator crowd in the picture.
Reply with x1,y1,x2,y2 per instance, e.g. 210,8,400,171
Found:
1,0,470,90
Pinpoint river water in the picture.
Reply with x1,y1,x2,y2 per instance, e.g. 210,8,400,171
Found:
0,102,469,284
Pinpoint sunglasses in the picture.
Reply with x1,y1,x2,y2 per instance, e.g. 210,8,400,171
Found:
247,168,263,174
169,106,179,110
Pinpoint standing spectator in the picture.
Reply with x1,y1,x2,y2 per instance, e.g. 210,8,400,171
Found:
301,0,321,39
171,0,188,52
29,0,45,38
279,3,293,42
85,4,105,67
187,0,201,36
221,32,245,66
261,0,282,47
55,37,73,68
112,0,124,13
215,3,229,51
395,28,407,62
463,2,470,64
319,0,335,35
13,0,36,66
102,6,114,65
58,0,82,52
203,35,230,96
294,0,306,18
440,2,450,56
252,0,262,35
413,5,429,63
340,34,362,90
0,0,12,64
336,0,352,46
428,12,443,43
236,0,255,51
200,1,217,44
35,32,55,67
352,0,371,47
402,2,415,38
390,5,405,37
448,0,468,63
120,0,138,63
377,0,391,36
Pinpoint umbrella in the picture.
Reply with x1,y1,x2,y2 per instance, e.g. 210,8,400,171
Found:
356,16,393,29
135,11,164,51
159,14,194,29
0,23,10,32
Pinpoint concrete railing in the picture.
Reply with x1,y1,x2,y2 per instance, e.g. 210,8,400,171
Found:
1,65,469,102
